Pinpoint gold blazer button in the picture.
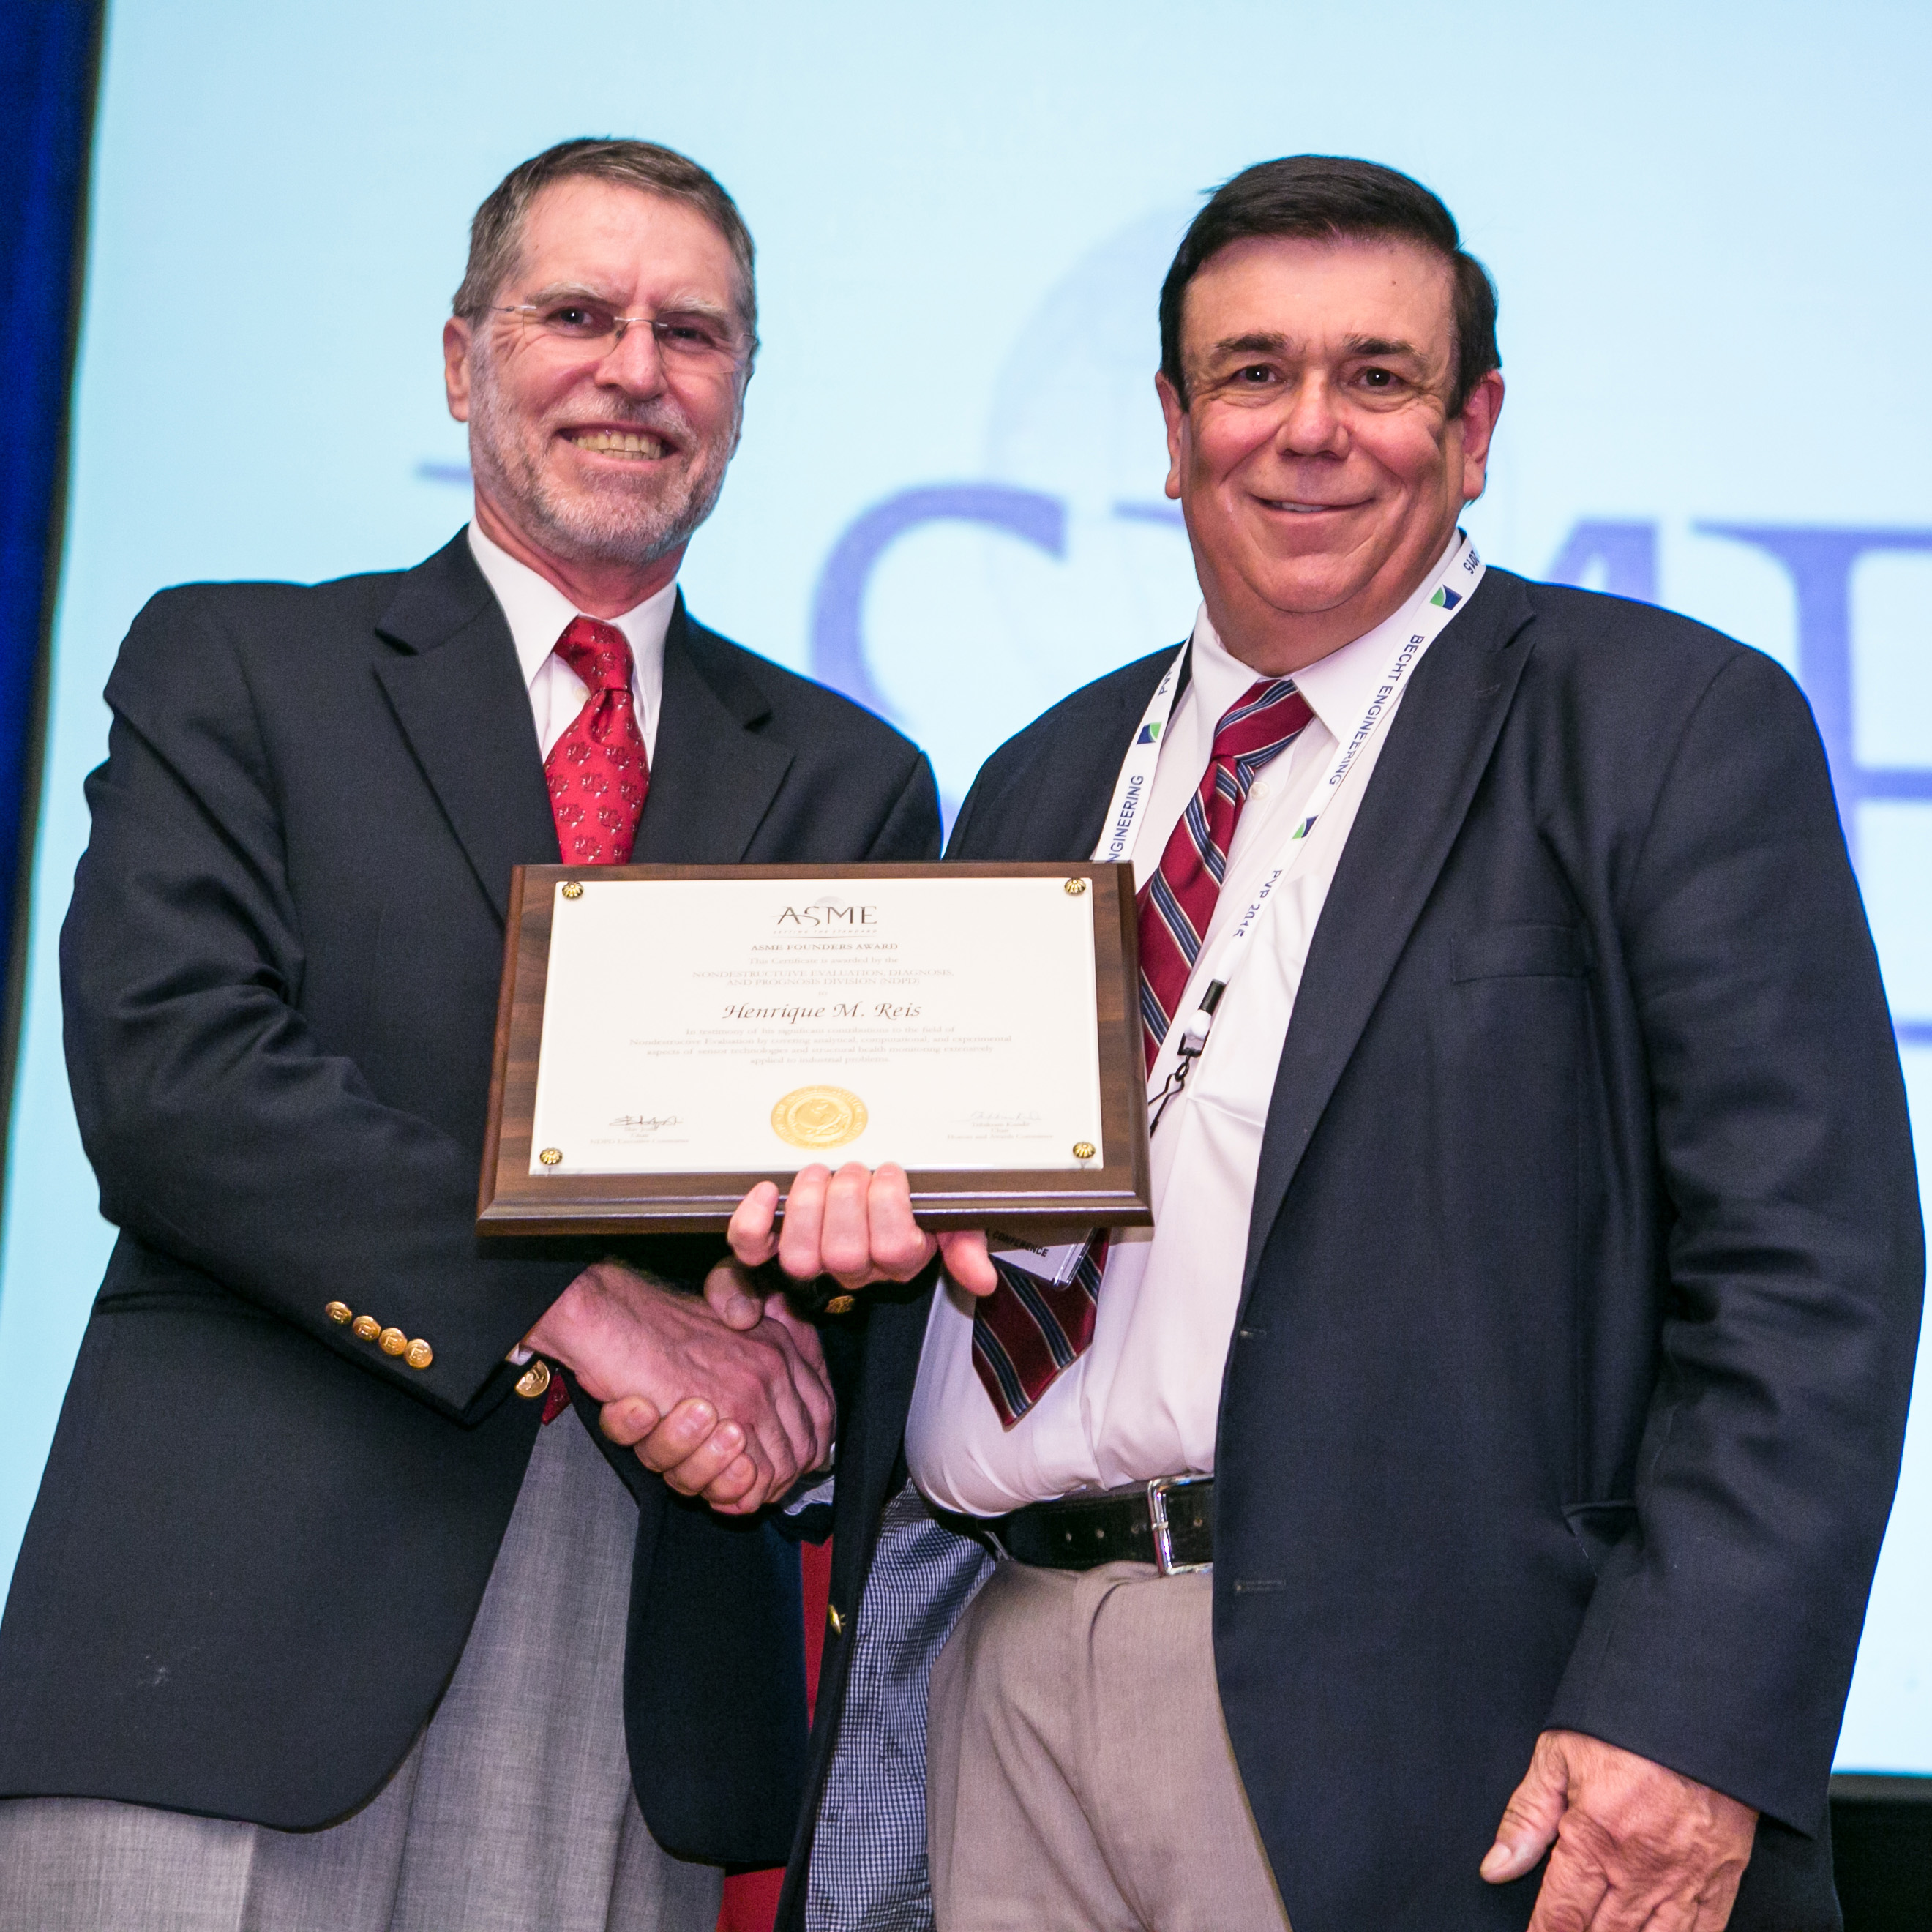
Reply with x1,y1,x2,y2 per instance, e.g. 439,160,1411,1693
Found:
404,1339,433,1371
351,1315,381,1343
324,1301,352,1325
514,1360,552,1401
378,1327,408,1356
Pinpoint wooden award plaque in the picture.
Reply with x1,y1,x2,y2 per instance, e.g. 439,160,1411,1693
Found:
477,861,1151,1240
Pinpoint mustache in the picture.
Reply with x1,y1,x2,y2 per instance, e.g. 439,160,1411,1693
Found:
553,401,694,439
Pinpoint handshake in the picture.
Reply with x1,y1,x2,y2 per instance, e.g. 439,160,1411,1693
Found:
523,1160,995,1515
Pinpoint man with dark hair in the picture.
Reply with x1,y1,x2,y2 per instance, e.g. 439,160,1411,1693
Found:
1154,153,1502,422
734,155,1921,1931
0,137,939,1932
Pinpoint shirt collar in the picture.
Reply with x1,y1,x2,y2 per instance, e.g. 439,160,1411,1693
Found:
1186,528,1469,745
465,518,678,691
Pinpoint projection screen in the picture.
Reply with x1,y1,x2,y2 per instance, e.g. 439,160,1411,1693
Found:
0,0,1925,1777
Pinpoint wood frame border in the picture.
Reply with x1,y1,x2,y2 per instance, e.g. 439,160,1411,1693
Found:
478,862,1150,1240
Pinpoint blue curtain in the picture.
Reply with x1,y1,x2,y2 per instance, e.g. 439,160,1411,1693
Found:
0,0,104,1034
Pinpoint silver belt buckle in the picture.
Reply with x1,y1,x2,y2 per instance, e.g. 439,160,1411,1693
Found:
1145,1474,1210,1576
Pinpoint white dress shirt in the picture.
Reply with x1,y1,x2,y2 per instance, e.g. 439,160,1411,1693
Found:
466,520,675,761
907,533,1470,1517
471,517,679,1374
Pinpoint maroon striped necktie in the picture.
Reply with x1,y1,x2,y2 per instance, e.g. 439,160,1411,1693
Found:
971,675,1314,1426
536,615,651,1423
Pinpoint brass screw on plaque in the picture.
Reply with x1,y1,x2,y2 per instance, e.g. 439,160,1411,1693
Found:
1073,1141,1096,1160
539,1147,564,1166
1063,877,1087,896
561,880,585,899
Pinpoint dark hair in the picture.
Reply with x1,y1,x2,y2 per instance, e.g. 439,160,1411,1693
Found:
453,137,757,351
1158,155,1498,414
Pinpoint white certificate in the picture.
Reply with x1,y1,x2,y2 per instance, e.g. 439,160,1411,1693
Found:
525,875,1107,1176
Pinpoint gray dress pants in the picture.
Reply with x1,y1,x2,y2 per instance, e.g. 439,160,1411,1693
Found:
0,1409,723,1932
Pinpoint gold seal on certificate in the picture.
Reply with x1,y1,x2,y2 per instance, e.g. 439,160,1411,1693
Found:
476,863,1152,1238
770,1085,869,1150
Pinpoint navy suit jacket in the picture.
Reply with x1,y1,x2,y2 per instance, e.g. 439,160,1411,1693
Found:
787,569,1922,1931
0,532,940,1865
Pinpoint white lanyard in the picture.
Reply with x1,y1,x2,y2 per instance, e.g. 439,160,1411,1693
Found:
1096,650,1186,866
997,540,1484,1284
1105,536,1486,1106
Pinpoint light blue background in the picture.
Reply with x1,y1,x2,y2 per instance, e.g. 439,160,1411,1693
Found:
2,0,1928,1772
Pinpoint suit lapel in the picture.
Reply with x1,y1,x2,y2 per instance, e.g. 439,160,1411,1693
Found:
1240,572,1538,1288
630,602,794,862
1058,648,1192,861
1045,700,1149,861
372,547,795,914
372,534,558,924
952,646,1185,861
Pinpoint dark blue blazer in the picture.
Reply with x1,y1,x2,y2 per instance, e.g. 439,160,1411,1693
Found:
0,532,940,1864
787,569,1922,1930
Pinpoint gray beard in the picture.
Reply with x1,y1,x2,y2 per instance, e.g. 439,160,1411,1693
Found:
465,368,734,571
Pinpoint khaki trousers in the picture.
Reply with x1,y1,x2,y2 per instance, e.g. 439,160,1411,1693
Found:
926,1557,1292,1932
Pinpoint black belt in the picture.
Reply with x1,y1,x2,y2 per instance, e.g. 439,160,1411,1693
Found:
990,1476,1213,1575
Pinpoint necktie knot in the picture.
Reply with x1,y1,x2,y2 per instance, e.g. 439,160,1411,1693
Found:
1212,676,1306,763
553,615,635,694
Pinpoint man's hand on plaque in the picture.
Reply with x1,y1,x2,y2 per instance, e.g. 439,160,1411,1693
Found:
525,1259,834,1516
728,1161,998,1297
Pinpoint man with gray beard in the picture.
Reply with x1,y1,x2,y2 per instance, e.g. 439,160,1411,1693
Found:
0,139,939,1932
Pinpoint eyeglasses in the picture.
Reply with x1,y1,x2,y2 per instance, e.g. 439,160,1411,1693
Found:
491,301,753,372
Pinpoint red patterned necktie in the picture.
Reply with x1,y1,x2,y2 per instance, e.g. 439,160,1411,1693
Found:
972,675,1314,1426
544,615,650,867
536,615,651,1421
